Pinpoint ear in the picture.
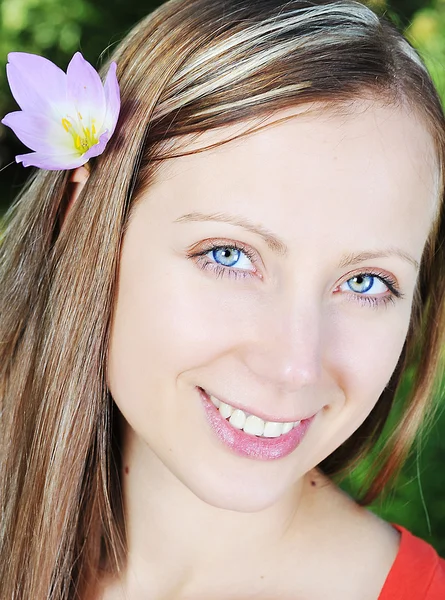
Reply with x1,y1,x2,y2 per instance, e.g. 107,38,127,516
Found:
61,165,90,230
67,165,90,211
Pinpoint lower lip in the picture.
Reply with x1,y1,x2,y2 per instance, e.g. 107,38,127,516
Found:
198,388,315,461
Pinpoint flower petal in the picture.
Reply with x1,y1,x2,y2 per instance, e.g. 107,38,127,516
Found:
102,62,120,136
15,129,112,169
67,52,106,128
6,52,67,114
16,150,89,170
1,111,75,155
81,130,110,161
3,51,120,170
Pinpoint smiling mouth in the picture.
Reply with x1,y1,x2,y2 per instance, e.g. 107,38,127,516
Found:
198,387,315,460
198,387,313,437
204,391,301,438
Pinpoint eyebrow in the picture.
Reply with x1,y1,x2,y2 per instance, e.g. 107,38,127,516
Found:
174,211,420,271
338,249,419,271
174,211,288,255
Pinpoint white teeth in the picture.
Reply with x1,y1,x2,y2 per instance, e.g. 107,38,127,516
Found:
218,401,233,419
208,393,299,437
209,394,221,408
282,422,294,434
263,421,283,438
229,409,246,430
243,415,265,436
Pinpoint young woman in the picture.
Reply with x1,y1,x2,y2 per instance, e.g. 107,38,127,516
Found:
1,1,444,598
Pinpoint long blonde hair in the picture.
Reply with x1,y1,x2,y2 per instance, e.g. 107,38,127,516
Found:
1,1,444,597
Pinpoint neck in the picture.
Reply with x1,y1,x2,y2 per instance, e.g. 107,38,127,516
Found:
104,420,325,599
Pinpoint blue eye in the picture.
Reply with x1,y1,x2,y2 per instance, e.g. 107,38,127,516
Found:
345,274,386,294
188,242,403,308
188,242,257,280
338,271,403,308
211,247,241,267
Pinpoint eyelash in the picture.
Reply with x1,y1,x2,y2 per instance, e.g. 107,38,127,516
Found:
187,241,405,308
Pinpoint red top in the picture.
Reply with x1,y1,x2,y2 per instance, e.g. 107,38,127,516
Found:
379,524,445,599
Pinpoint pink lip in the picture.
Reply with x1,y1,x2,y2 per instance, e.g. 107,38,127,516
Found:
198,387,315,461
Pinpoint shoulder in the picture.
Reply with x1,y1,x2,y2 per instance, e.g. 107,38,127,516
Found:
379,524,445,600
313,478,445,600
293,472,401,599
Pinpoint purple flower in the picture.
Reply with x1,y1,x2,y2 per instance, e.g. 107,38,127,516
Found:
1,52,120,170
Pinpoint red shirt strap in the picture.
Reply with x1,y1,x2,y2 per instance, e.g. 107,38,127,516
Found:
379,524,445,599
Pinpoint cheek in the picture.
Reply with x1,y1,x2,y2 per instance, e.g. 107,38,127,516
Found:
106,244,241,401
301,308,413,468
326,306,411,424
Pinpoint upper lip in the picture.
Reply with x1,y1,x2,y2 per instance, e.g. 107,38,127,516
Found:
199,387,317,424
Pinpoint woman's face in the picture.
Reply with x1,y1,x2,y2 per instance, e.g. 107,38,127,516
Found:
107,101,439,511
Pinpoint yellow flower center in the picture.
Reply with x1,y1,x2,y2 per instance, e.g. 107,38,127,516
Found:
61,112,99,155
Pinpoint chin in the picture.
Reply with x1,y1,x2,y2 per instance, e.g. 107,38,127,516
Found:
171,458,300,513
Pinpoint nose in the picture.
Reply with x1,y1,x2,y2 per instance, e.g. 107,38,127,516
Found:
240,295,323,392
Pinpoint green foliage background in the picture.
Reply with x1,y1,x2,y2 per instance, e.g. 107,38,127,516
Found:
0,0,444,555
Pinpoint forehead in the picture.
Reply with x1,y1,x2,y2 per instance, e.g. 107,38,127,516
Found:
146,100,440,253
